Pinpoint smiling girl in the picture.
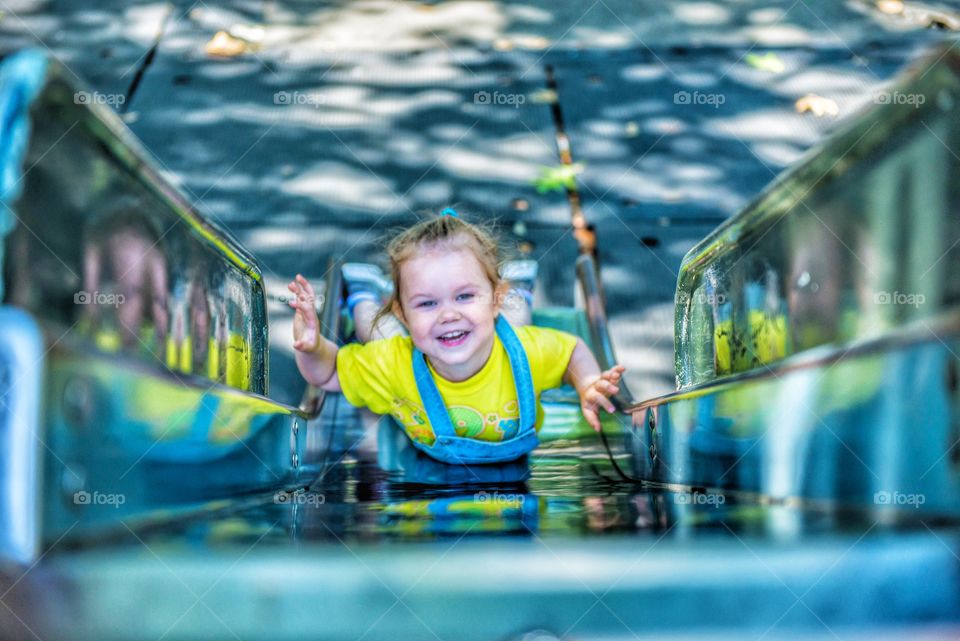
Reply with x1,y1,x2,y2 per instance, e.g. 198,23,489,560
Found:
289,211,624,465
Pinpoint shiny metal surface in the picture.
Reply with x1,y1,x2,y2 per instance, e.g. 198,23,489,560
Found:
39,344,328,547
627,317,960,516
9,396,960,640
0,52,317,560
674,44,960,389
2,53,268,394
5,499,959,641
0,307,43,563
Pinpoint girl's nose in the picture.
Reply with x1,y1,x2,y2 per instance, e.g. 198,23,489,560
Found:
439,305,461,322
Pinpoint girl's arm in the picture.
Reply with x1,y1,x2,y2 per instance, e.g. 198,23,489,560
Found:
289,274,342,392
563,338,625,432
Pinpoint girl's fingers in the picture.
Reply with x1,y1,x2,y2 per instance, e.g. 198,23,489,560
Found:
582,406,600,432
603,366,625,381
297,274,315,296
593,379,618,396
588,389,616,413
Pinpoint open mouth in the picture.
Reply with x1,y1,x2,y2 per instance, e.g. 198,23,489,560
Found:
437,330,470,347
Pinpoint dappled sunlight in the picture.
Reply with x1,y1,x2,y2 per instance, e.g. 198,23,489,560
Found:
120,3,169,46
191,0,511,58
285,162,402,212
673,3,732,26
439,147,542,183
705,109,822,144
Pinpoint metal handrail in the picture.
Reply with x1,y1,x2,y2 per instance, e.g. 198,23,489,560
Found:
297,260,343,419
627,308,960,414
575,253,635,408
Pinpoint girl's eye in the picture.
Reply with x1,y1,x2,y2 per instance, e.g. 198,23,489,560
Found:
457,293,475,302
416,300,436,309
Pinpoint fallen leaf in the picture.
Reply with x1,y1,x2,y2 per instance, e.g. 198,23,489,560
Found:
205,30,247,58
745,52,786,73
795,93,839,117
533,163,584,194
877,0,904,14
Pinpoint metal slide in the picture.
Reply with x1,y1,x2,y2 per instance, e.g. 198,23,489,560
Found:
2,45,960,641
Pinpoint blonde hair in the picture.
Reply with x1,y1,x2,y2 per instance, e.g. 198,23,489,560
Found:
373,213,505,329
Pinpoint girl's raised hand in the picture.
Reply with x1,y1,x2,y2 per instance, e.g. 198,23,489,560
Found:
288,274,320,353
579,364,626,432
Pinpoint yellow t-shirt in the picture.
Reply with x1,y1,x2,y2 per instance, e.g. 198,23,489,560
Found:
337,325,578,446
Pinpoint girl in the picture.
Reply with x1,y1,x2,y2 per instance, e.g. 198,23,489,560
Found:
289,212,624,465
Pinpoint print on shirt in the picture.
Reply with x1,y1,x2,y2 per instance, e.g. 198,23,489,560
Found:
390,397,522,444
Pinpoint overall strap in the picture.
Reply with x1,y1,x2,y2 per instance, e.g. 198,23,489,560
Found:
493,315,536,434
411,316,536,439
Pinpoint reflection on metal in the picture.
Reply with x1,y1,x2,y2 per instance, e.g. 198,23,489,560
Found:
629,315,960,516
41,348,322,546
0,307,43,563
1,51,267,394
674,45,960,389
629,44,960,516
0,52,326,560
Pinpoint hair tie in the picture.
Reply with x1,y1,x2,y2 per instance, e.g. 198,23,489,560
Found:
440,207,458,218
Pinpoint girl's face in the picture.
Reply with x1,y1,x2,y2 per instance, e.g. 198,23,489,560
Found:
394,245,502,382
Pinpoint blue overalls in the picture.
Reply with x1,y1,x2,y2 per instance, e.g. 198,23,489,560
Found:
410,315,538,465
